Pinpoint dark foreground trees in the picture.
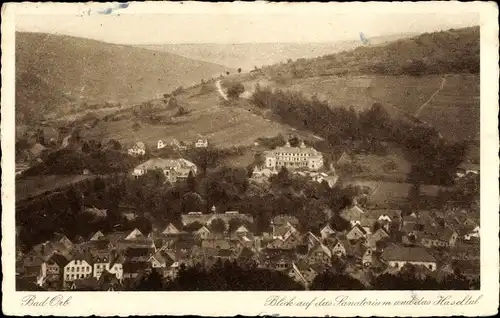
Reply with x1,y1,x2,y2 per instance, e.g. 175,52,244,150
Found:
164,261,305,291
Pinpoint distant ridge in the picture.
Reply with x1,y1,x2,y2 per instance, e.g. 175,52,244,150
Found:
137,33,419,71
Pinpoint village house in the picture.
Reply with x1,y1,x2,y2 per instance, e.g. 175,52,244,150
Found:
346,224,367,241
63,253,93,288
288,262,309,288
128,142,146,156
194,226,212,240
307,243,332,265
320,224,336,240
251,165,278,181
459,225,480,241
162,223,181,235
194,134,209,148
91,252,110,280
340,204,364,226
43,253,69,289
293,171,338,188
264,141,324,171
366,227,390,248
456,163,480,178
157,138,187,150
329,239,349,258
132,157,197,183
420,228,458,248
180,207,254,230
270,215,300,239
108,253,125,280
381,245,437,271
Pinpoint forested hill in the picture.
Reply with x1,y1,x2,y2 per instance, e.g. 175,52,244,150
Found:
271,27,479,78
15,32,231,124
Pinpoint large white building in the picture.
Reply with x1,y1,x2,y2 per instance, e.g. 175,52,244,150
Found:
264,141,323,171
132,158,197,183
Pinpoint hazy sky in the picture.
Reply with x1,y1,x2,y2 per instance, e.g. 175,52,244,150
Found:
16,5,479,44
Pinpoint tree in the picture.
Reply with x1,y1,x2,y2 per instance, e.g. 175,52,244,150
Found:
209,218,226,234
175,106,189,117
132,122,141,132
227,83,245,99
81,141,91,154
135,268,165,291
187,170,196,192
310,271,364,290
226,71,230,76
107,139,122,150
407,180,421,213
167,97,178,109
288,135,299,147
238,68,242,73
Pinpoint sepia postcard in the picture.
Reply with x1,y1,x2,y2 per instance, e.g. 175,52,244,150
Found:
1,1,499,316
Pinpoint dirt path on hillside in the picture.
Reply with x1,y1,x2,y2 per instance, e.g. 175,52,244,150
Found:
414,75,447,117
215,80,228,101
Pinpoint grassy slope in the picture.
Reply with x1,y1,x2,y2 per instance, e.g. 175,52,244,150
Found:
236,27,480,142
16,32,231,123
81,81,319,150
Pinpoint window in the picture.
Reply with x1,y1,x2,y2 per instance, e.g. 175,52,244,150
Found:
76,267,80,272
394,262,399,268
66,275,70,280
428,264,433,270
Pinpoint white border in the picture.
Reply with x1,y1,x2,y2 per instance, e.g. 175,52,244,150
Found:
2,1,499,316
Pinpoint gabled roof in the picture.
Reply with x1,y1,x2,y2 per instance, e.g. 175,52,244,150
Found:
341,205,364,221
348,223,367,235
150,250,175,267
272,215,299,226
364,209,402,220
47,253,69,268
162,223,180,234
133,142,145,149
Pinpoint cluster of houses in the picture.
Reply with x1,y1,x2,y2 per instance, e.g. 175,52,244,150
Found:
132,158,197,183
251,166,338,188
17,200,480,291
127,135,209,157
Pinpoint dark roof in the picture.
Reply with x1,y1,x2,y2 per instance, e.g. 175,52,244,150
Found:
124,247,153,258
72,277,100,291
381,245,436,263
123,261,151,273
237,247,255,259
48,253,69,267
217,249,233,257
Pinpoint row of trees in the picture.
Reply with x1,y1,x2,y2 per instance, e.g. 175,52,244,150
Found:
132,261,478,291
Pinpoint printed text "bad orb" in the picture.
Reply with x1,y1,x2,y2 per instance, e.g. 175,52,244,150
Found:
21,294,72,307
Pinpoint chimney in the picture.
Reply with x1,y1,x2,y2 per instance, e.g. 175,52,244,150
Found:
285,141,291,147
211,205,217,214
300,140,306,148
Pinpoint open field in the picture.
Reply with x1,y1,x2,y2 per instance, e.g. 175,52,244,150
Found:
16,175,95,202
345,179,452,208
418,74,479,141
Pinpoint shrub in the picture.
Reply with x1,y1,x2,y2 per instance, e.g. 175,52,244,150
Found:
227,83,245,99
